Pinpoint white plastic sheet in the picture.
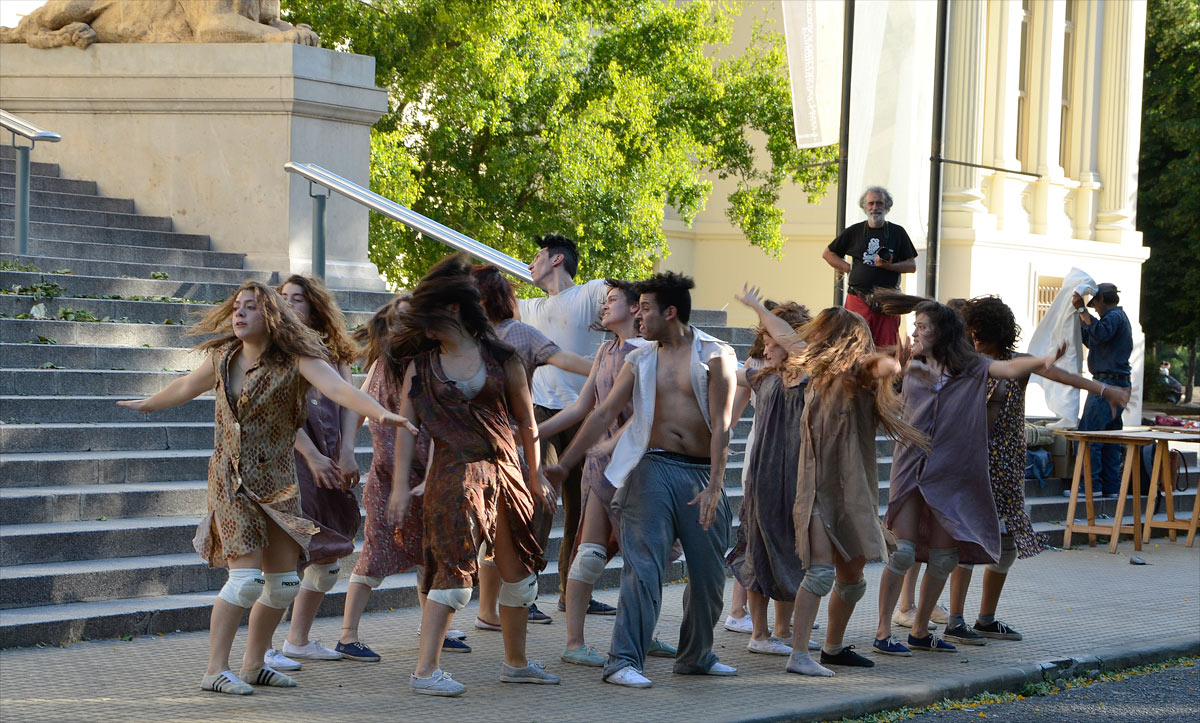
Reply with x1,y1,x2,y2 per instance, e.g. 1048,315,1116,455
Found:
1027,268,1097,427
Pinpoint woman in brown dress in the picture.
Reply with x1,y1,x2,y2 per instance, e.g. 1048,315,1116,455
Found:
118,281,414,696
269,274,364,667
386,254,558,697
872,293,1062,658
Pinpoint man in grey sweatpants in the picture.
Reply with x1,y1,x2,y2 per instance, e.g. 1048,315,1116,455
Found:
545,272,736,688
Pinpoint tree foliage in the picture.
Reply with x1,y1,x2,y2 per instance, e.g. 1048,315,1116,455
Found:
1138,0,1200,346
281,0,836,289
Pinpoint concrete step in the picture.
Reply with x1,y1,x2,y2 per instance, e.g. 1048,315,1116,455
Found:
0,294,375,328
0,318,213,348
1,254,265,283
0,203,173,232
0,187,135,213
0,220,210,250
0,394,214,424
0,344,203,373
0,367,368,395
0,515,205,565
0,422,218,454
0,480,208,525
0,237,244,268
0,158,61,177
0,171,96,195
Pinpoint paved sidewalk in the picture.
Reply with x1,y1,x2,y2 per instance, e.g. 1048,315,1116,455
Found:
1,542,1197,722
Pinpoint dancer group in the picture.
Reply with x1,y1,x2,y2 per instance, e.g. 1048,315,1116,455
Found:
120,203,1131,696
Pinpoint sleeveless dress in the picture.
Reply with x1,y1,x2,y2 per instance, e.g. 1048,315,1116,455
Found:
193,342,319,567
294,386,360,564
986,376,1047,558
409,341,544,591
352,361,431,582
727,368,807,601
580,338,639,540
888,356,1001,565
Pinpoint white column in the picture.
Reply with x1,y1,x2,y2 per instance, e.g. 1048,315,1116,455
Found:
1095,0,1147,243
941,0,989,227
1025,0,1068,236
981,0,1028,232
1069,0,1104,240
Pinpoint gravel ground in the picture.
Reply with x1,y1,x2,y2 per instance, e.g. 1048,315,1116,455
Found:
911,660,1199,722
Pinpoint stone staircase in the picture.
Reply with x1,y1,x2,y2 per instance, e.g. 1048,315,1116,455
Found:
2,148,1196,649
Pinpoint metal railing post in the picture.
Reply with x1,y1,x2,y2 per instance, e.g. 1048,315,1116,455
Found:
14,144,31,255
309,183,330,280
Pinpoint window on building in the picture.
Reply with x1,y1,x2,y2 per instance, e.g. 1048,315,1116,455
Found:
1016,0,1032,168
1059,0,1076,173
1035,275,1064,325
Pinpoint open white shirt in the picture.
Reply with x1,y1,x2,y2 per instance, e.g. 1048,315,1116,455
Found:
604,327,735,488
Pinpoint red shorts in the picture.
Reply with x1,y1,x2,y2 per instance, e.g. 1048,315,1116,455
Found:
845,293,901,350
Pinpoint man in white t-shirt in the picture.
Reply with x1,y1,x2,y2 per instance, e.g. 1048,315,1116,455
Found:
518,235,611,615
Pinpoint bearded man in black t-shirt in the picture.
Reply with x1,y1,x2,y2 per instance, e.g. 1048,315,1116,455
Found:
821,186,918,348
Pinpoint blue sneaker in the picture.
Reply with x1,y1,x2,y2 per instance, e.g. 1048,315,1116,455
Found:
872,636,912,657
336,640,381,662
442,636,472,653
647,638,677,658
907,633,956,652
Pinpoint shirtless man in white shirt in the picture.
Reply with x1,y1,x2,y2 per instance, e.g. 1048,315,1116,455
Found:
545,272,736,688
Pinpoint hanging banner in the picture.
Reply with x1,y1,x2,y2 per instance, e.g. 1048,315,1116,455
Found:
781,0,844,149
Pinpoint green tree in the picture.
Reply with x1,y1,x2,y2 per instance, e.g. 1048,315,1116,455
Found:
1138,0,1200,400
281,0,835,290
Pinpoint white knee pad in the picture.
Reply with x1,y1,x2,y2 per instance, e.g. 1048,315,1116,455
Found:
567,543,608,585
833,577,867,605
257,571,302,609
800,564,836,597
349,573,383,589
926,547,959,582
498,573,538,608
427,587,472,611
300,562,340,593
886,540,917,576
987,538,1018,574
217,568,265,608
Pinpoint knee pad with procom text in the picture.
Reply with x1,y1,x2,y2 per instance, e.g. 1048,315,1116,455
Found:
498,573,538,608
800,564,836,597
833,577,867,605
567,543,608,585
257,571,302,609
925,547,959,581
885,539,917,576
300,562,340,593
217,568,265,608
427,587,472,611
987,537,1018,574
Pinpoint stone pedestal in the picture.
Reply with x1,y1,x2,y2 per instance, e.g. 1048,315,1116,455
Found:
0,43,388,289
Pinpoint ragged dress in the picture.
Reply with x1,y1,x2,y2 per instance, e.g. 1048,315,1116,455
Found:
409,340,544,591
294,386,360,564
986,375,1047,558
194,342,319,567
580,338,639,543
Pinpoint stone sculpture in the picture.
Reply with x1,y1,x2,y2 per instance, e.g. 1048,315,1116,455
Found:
0,0,319,49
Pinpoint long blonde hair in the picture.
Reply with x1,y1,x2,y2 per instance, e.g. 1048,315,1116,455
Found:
192,281,329,365
789,306,928,451
278,274,358,364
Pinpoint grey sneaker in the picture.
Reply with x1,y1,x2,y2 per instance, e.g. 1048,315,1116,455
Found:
561,645,605,667
500,661,560,684
411,669,466,697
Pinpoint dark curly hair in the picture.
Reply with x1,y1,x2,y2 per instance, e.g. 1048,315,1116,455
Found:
962,295,1020,360
471,264,519,324
874,289,978,375
388,253,507,364
635,271,695,324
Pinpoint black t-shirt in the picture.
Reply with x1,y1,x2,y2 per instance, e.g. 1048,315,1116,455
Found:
828,221,917,292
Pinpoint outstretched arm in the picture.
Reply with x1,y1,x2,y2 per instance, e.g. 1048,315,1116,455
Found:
547,349,594,377
988,343,1065,380
298,356,417,434
734,283,805,353
386,362,420,524
117,353,217,412
1034,360,1131,414
544,362,635,483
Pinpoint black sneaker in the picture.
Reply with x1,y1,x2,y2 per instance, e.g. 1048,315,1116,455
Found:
907,633,956,652
587,598,617,615
819,645,875,668
973,619,1023,640
527,603,553,624
943,623,987,646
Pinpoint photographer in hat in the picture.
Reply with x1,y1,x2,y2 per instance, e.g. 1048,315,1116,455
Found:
1069,282,1133,498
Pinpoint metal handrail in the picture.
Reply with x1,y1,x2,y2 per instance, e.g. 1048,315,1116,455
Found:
284,162,533,284
1,109,62,255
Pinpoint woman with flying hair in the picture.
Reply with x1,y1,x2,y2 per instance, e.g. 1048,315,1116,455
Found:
937,296,1130,646
386,253,559,696
267,274,368,669
118,281,415,696
870,291,1063,658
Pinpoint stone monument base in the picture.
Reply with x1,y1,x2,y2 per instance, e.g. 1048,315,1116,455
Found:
0,43,388,290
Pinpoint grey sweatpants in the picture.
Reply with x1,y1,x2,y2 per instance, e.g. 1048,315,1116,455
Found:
603,453,732,679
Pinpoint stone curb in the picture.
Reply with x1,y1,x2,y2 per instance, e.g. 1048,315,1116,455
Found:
742,636,1200,723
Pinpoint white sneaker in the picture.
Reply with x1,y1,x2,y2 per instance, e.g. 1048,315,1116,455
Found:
264,648,301,671
931,604,950,625
809,639,821,651
704,661,738,676
417,624,468,641
747,637,793,656
723,614,753,634
281,639,341,661
606,667,652,688
892,608,938,631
